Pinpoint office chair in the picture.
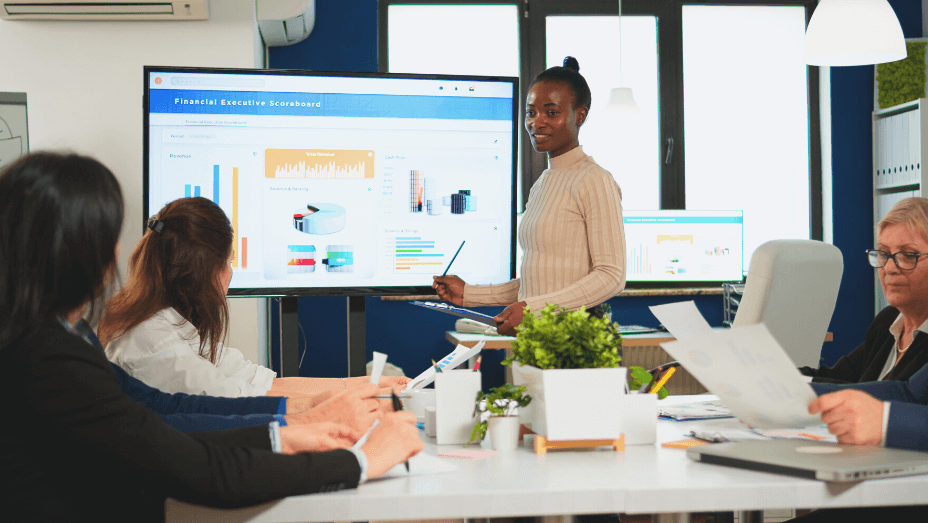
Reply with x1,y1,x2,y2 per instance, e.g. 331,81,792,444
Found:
732,239,843,368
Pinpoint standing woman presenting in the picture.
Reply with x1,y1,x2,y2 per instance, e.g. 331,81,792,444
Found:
433,57,626,335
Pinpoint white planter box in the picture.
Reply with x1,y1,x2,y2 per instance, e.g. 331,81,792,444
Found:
512,362,626,441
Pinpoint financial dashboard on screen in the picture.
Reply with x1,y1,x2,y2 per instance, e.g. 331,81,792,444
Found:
144,67,518,296
624,210,744,286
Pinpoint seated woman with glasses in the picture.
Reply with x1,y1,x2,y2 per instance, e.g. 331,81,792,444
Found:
800,197,928,384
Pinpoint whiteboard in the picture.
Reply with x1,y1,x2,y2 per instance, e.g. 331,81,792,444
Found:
0,92,28,171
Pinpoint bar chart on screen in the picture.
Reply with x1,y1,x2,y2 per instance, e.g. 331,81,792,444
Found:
265,149,375,179
158,146,261,276
623,210,744,283
392,235,444,274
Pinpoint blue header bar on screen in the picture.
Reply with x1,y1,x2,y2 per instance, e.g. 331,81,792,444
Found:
149,89,513,120
624,216,743,224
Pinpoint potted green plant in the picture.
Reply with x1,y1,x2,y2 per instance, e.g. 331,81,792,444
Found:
469,383,532,450
503,304,666,441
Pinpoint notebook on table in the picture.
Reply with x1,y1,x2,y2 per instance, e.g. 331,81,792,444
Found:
687,439,928,482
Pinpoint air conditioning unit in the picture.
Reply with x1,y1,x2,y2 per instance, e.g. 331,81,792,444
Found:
0,0,208,20
257,0,314,47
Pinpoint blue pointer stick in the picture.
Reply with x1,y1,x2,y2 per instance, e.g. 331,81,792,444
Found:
441,241,466,277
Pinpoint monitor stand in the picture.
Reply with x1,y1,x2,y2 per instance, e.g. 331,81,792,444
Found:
278,296,367,378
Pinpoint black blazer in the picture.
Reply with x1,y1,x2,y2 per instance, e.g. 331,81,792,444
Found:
1,319,360,523
800,306,928,384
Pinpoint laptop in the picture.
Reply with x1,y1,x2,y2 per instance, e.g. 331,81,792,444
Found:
687,439,928,482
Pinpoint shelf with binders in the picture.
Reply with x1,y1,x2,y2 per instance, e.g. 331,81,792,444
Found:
872,99,928,313
873,98,925,192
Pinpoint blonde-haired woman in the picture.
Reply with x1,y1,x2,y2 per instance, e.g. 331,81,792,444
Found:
801,197,928,384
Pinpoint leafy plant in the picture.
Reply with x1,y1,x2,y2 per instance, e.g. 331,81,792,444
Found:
502,304,622,369
628,365,669,400
470,383,532,443
501,303,668,398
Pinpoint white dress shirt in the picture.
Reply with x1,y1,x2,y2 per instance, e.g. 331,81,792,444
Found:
105,307,276,397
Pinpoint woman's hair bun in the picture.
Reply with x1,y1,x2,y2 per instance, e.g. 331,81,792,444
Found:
563,56,580,72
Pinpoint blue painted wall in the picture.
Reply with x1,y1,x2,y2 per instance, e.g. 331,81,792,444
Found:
268,0,920,383
269,0,378,73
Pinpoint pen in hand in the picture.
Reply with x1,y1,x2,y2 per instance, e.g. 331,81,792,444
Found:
441,241,466,277
390,388,410,472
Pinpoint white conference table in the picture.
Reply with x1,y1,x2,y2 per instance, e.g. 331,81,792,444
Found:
165,397,928,523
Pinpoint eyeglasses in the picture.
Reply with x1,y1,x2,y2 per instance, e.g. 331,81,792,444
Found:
866,249,928,270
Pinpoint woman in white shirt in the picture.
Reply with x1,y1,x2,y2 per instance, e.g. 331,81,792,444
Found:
100,197,408,398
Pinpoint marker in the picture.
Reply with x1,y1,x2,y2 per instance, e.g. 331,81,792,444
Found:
441,241,466,276
390,388,410,472
647,361,680,375
649,367,676,395
472,354,482,372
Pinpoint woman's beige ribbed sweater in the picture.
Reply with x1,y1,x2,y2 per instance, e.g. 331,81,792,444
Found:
463,146,626,313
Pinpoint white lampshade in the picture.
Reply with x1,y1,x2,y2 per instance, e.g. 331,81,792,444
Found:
603,87,642,116
804,0,906,66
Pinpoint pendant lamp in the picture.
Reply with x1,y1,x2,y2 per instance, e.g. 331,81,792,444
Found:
604,0,641,115
604,87,641,116
804,0,906,66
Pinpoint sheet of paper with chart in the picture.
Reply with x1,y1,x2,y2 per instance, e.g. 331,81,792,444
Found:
659,323,820,429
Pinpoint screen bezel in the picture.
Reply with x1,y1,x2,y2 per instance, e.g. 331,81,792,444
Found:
143,65,519,298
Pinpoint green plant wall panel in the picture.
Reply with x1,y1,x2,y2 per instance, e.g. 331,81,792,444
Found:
877,42,927,109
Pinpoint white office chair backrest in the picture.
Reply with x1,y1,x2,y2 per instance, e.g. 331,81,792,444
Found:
732,239,843,368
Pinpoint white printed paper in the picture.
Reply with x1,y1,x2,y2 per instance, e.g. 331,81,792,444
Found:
648,301,714,341
660,323,820,429
407,341,484,390
369,351,388,385
369,451,459,481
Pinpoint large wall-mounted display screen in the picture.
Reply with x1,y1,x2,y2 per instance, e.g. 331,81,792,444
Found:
144,67,518,296
624,210,744,286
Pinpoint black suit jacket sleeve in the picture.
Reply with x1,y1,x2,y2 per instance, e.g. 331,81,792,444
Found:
798,306,898,383
8,321,360,511
800,306,928,385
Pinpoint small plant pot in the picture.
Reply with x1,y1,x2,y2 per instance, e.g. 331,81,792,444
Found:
488,416,521,451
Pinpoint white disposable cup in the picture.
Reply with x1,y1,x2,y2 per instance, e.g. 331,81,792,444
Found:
488,416,520,451
403,389,436,422
622,392,658,445
424,407,437,437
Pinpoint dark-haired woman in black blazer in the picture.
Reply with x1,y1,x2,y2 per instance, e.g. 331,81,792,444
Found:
0,152,422,523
